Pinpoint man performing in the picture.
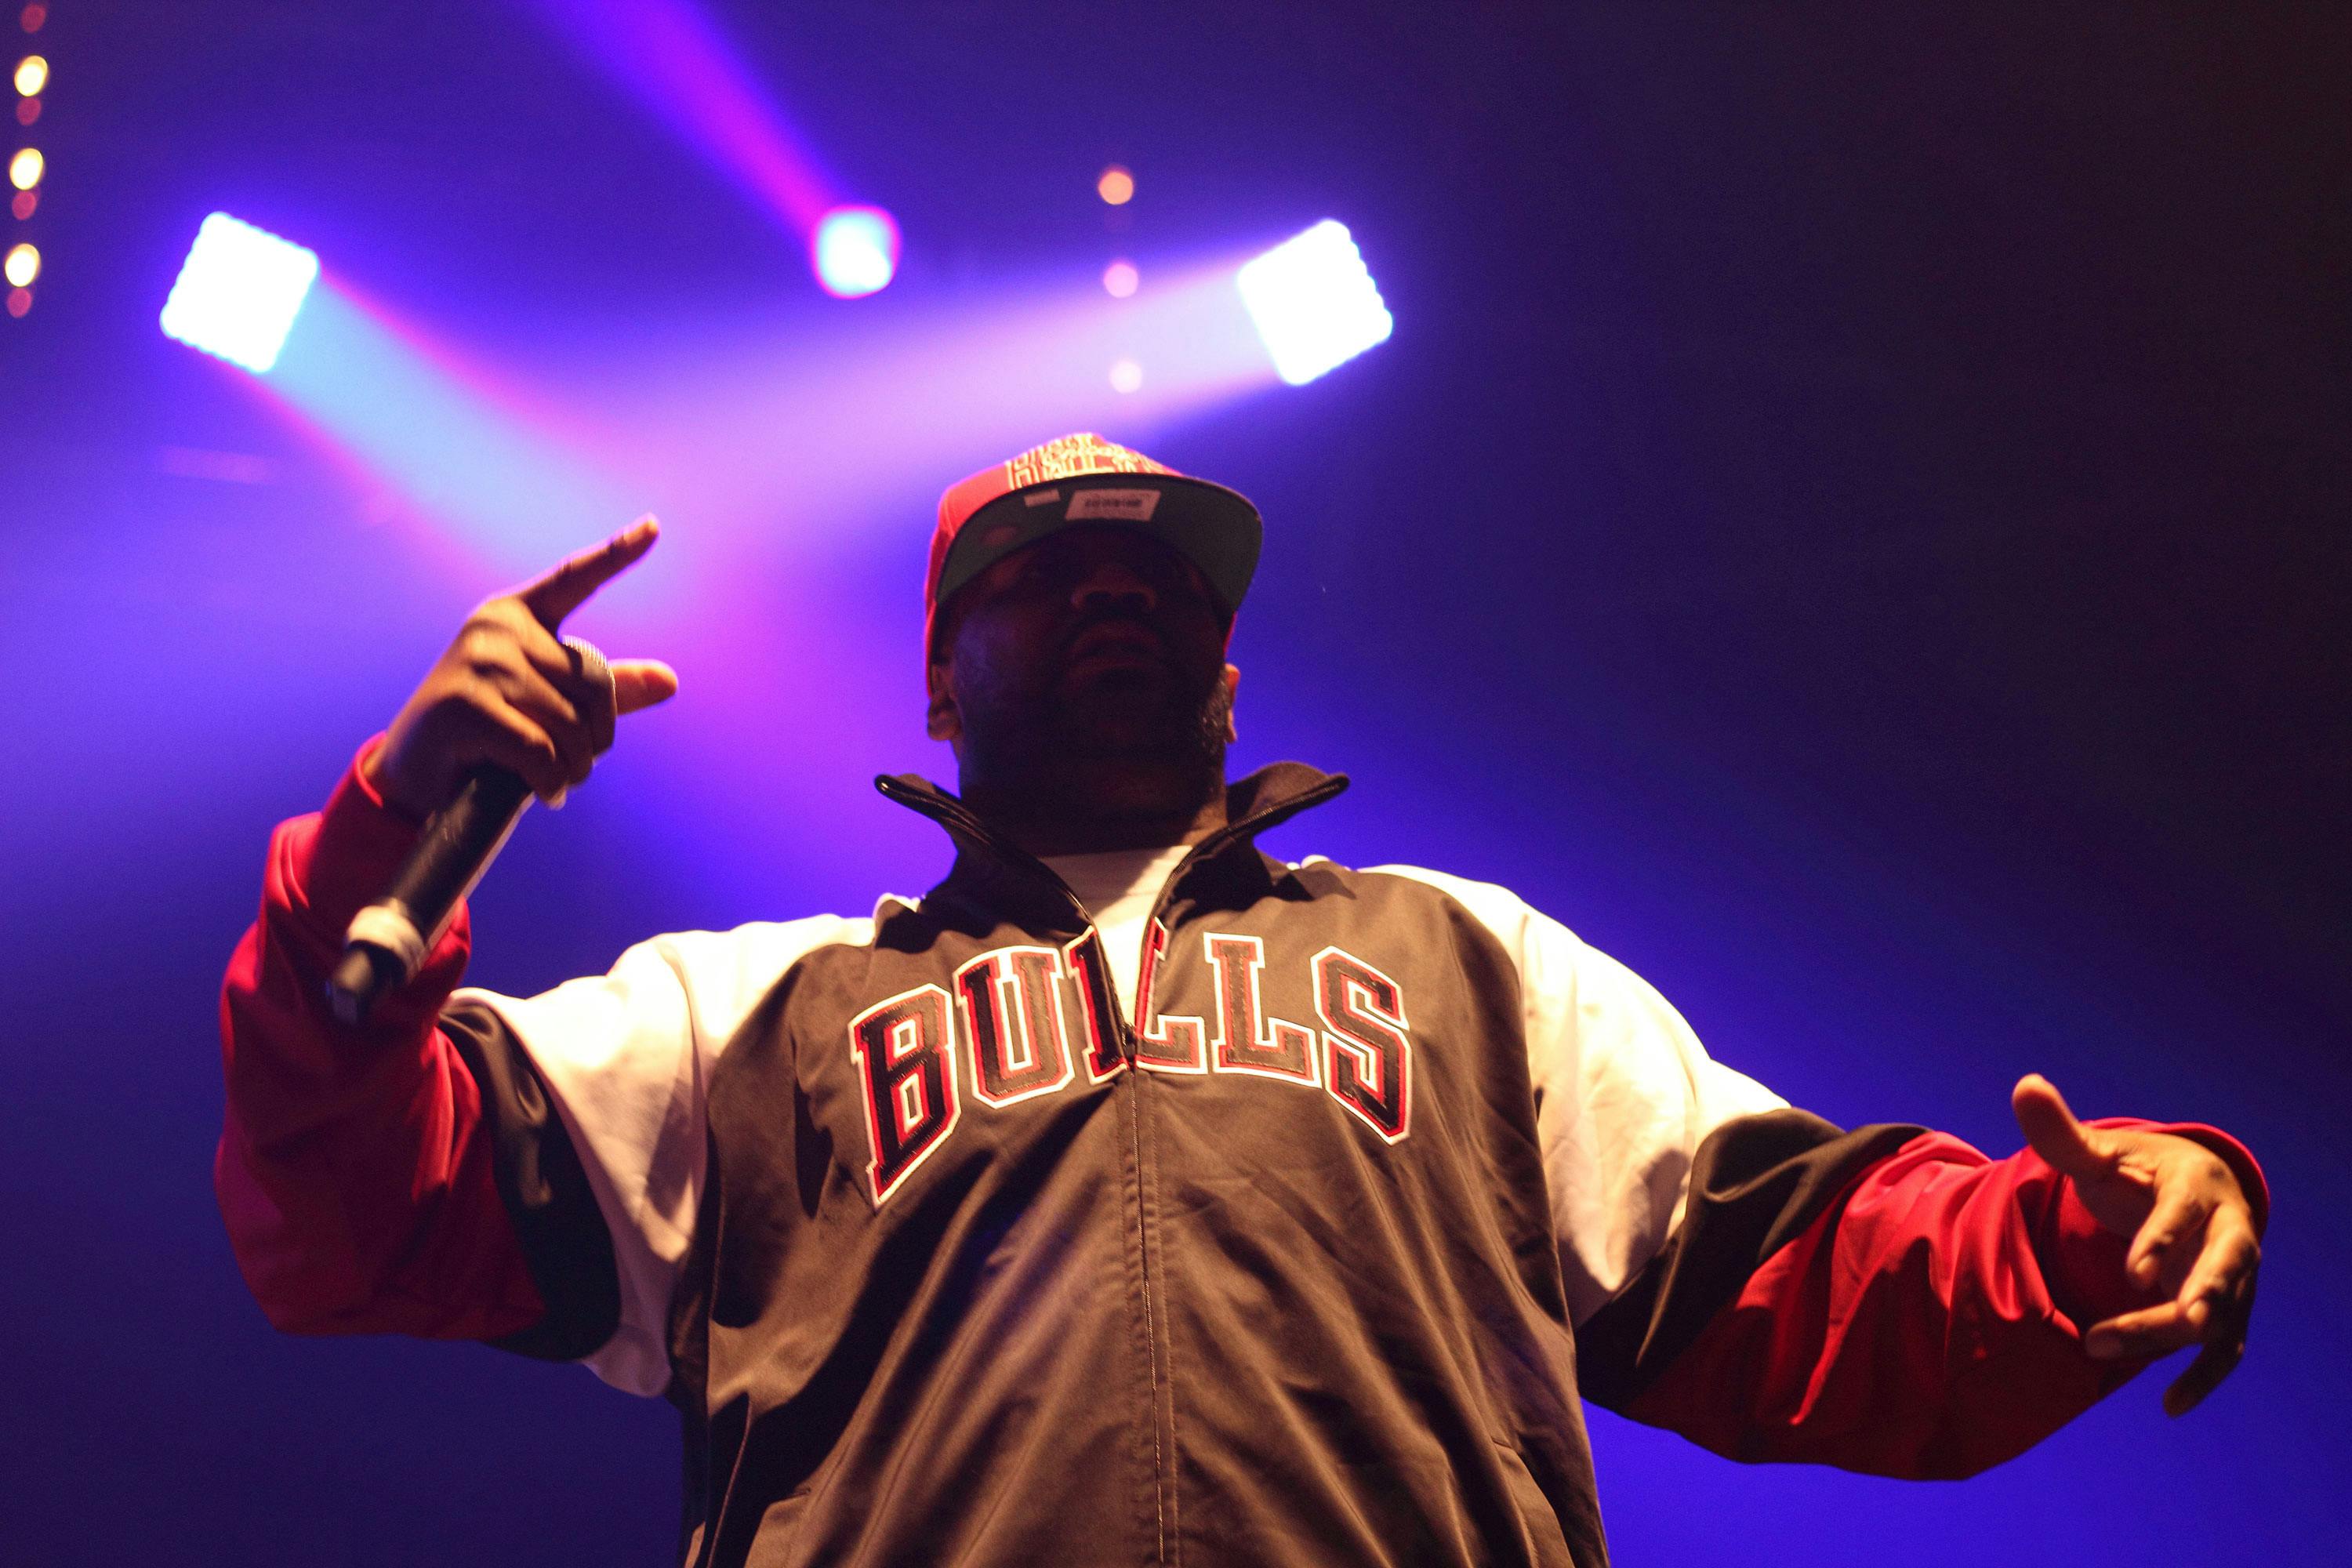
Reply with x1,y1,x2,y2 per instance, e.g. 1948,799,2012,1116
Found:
219,434,2265,1566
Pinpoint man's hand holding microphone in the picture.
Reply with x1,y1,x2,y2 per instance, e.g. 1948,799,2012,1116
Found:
330,518,677,1022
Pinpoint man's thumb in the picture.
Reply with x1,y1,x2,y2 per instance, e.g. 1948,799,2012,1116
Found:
2012,1073,2105,1178
613,659,681,716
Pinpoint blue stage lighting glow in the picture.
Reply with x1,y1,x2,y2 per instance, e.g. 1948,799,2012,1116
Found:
1236,220,1394,386
811,205,898,299
158,212,321,374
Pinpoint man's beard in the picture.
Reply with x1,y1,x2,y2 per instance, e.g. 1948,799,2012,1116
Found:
956,625,1231,823
1042,657,1229,767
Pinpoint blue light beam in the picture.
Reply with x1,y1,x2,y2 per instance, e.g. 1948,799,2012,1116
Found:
261,285,641,572
1236,220,1394,386
159,213,321,374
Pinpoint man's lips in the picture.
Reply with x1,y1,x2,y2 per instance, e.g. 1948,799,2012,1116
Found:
1065,621,1167,666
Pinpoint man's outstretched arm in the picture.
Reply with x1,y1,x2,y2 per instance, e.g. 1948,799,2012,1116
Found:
1577,1079,2264,1478
1399,869,2272,1479
216,521,676,1346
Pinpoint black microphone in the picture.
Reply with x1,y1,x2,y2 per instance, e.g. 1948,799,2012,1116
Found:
326,637,609,1025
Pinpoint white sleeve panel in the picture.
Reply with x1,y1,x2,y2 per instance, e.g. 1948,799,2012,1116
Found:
452,913,875,1396
1364,866,1785,1327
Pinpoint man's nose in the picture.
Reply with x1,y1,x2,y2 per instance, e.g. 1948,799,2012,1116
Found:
1071,560,1158,614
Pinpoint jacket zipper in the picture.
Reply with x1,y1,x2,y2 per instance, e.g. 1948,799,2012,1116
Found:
871,771,1348,1564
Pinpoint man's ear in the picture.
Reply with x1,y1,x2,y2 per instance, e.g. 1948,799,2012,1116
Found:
1221,662,1240,744
926,663,962,742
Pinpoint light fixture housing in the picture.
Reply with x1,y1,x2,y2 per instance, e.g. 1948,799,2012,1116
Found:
810,205,898,299
1236,220,1394,387
158,212,321,374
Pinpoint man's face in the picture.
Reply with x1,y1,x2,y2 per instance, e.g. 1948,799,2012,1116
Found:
929,524,1237,769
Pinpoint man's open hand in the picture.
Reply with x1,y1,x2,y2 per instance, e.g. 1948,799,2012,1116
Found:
2012,1073,2261,1417
365,517,681,818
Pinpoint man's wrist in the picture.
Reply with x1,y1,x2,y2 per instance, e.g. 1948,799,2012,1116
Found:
357,733,439,826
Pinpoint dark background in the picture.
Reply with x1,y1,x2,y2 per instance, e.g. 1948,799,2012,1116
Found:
2,2,2343,1563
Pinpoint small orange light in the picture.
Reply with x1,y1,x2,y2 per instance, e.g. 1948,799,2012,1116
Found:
12,53,42,96
1096,165,1134,206
1102,260,1139,299
5,284,27,317
14,96,34,126
9,188,31,220
9,146,39,189
4,239,37,286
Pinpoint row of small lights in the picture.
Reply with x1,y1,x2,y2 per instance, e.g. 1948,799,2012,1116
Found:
5,2,44,318
1096,164,1142,394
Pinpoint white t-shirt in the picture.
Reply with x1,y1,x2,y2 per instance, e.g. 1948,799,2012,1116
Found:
1040,844,1194,1018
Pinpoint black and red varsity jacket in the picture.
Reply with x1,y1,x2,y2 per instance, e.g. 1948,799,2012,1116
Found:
217,750,2267,1568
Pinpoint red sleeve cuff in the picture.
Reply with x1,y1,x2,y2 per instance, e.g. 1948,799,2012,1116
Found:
289,737,429,935
269,736,470,1018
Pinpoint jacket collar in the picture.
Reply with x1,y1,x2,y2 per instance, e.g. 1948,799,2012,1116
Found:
874,763,1349,930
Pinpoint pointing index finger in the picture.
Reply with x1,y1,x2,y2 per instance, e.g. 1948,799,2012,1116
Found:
517,515,661,630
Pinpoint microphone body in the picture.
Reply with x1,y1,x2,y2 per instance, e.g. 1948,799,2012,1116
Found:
326,765,533,1025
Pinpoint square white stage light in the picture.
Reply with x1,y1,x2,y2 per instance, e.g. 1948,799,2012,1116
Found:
159,213,320,374
1236,220,1394,386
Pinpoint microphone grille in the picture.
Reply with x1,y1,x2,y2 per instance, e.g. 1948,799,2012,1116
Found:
561,635,610,690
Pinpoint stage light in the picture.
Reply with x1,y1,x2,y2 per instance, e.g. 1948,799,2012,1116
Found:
1109,358,1143,394
9,145,38,189
1097,165,1134,205
9,189,29,219
12,53,39,96
17,5,43,35
3,238,34,285
811,204,898,298
1236,220,1393,386
158,213,321,374
5,284,26,316
1102,259,1138,298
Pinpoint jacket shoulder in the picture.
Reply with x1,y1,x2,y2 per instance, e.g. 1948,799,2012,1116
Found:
454,909,883,1061
1286,857,1576,963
